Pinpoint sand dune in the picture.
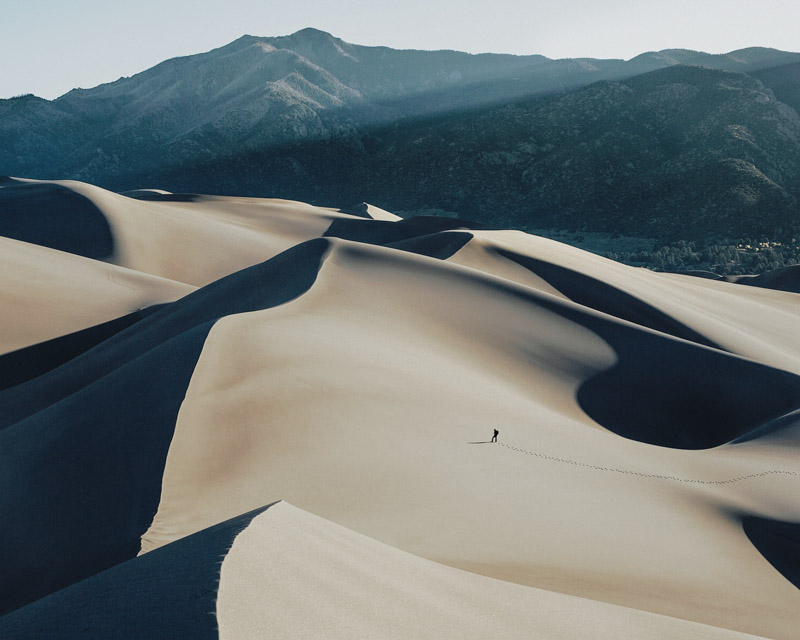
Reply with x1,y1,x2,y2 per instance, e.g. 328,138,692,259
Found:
726,264,800,294
1,178,799,638
5,178,363,286
217,502,766,640
0,234,193,354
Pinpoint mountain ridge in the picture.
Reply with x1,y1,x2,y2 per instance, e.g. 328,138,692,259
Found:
3,30,800,257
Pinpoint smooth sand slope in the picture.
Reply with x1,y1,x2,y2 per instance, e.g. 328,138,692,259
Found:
1,178,799,638
0,234,193,354
217,502,767,640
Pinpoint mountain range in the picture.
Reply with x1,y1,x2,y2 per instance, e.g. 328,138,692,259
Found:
3,28,800,250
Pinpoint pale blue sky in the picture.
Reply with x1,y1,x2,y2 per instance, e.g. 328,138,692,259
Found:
2,0,798,99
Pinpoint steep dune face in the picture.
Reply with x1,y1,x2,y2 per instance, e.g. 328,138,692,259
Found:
0,182,113,259
1,179,799,638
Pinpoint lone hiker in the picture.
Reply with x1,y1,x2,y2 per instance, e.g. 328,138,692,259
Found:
491,428,499,443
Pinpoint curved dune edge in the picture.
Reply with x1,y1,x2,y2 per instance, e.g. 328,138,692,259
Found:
4,179,800,368
0,235,194,354
7,178,363,286
0,502,766,639
0,322,215,615
141,239,800,638
445,230,800,374
218,502,767,640
0,182,114,260
0,239,333,612
0,306,161,391
0,506,271,639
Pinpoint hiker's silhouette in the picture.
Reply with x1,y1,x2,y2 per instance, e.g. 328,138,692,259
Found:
491,429,499,443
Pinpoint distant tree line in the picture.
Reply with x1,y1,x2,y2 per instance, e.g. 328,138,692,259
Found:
605,238,800,275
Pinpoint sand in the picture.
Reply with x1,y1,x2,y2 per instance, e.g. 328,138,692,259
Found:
2,178,799,638
217,502,767,639
0,234,193,354
14,178,365,286
138,238,800,638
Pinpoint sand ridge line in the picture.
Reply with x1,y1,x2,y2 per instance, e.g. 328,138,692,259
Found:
496,442,800,485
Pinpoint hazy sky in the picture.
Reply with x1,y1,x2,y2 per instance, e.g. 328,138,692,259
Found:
2,0,798,99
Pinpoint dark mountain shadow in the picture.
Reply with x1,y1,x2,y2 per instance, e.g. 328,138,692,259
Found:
752,60,800,115
0,183,114,259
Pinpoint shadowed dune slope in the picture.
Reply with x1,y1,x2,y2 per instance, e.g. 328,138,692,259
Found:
0,324,212,614
385,231,474,260
0,240,328,613
743,517,800,590
495,248,722,349
323,214,488,246
466,236,800,446
0,182,114,259
0,502,768,640
336,202,402,221
0,306,162,391
468,240,800,448
0,507,272,640
573,315,800,449
443,231,800,375
728,265,800,294
3,178,350,286
119,190,206,202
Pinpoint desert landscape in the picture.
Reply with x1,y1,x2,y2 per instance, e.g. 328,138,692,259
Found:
0,177,798,638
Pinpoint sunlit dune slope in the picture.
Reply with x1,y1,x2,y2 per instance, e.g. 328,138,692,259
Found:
0,234,192,354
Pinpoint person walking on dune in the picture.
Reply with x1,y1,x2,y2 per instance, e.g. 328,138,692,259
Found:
491,428,499,443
